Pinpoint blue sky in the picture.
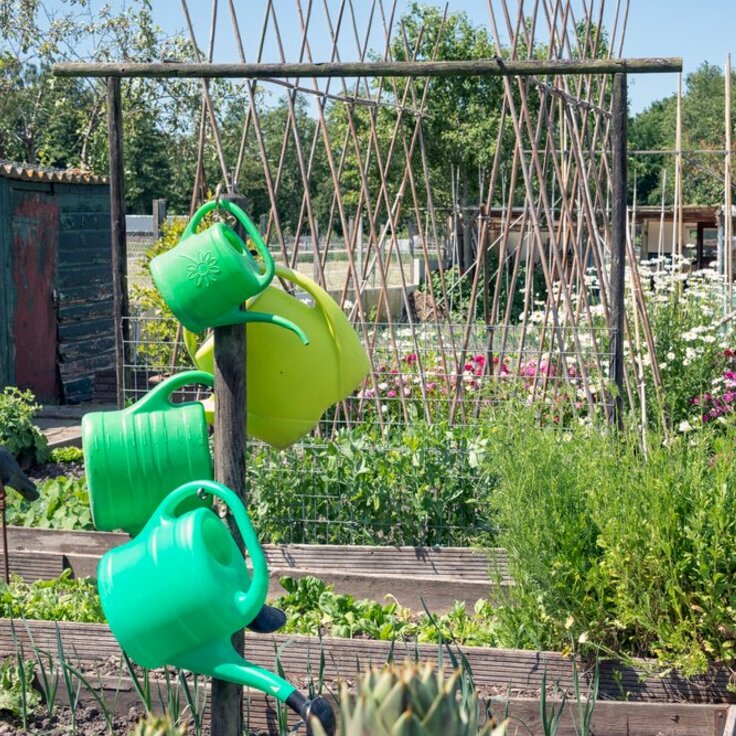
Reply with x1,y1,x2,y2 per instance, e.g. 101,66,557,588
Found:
145,0,736,114
40,1,736,114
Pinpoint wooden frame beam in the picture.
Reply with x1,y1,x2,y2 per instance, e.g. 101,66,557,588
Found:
54,57,682,79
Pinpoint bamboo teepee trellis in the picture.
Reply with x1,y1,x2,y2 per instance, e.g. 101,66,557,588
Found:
167,0,656,428
56,1,683,430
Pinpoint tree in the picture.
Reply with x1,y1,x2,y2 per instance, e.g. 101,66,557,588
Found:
0,0,219,213
629,62,736,206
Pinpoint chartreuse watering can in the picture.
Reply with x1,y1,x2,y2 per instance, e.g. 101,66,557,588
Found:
150,199,308,343
82,371,215,536
97,480,335,734
184,265,370,448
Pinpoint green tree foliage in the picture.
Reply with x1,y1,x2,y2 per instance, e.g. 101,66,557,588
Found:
0,0,224,213
629,62,736,205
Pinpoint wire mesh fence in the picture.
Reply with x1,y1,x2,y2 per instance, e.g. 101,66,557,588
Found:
122,312,612,545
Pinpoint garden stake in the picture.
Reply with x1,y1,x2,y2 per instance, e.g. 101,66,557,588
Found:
0,480,8,584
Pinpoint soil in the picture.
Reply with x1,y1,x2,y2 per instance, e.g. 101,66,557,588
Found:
0,706,272,735
27,461,85,484
0,704,149,736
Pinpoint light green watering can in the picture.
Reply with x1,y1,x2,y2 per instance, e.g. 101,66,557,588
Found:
82,371,214,535
98,480,335,734
184,265,370,448
150,199,307,343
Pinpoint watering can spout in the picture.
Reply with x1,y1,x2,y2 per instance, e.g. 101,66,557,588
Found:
176,638,298,703
245,312,309,345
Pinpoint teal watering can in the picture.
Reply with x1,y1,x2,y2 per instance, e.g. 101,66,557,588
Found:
97,480,335,733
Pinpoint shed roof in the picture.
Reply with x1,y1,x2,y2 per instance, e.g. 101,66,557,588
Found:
0,160,108,185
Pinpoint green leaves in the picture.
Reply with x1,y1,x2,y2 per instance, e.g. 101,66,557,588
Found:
248,423,499,547
0,387,49,465
274,575,498,647
0,570,104,623
0,655,39,719
5,476,93,531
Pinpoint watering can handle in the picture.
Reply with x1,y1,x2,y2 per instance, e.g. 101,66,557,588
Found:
274,264,344,335
128,370,214,415
182,200,275,288
159,480,269,627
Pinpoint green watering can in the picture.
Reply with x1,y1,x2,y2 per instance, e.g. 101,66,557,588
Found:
184,265,370,448
98,480,335,734
82,371,214,535
150,199,307,343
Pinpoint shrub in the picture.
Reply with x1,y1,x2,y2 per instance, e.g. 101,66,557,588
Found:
130,218,192,370
491,407,736,675
0,387,49,466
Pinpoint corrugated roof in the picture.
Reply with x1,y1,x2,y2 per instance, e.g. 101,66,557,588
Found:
0,161,108,185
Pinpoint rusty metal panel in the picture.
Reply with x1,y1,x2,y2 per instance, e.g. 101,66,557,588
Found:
0,177,13,387
11,187,59,401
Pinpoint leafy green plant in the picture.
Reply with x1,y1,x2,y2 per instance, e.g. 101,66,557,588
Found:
0,387,49,466
50,446,84,464
248,422,499,546
5,476,93,530
0,570,104,623
422,261,547,325
129,712,186,736
0,654,39,720
309,661,507,736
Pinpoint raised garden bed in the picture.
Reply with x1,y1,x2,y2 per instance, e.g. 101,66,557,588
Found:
0,619,734,736
1,526,507,612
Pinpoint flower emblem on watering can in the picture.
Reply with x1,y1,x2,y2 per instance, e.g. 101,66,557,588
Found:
183,250,222,288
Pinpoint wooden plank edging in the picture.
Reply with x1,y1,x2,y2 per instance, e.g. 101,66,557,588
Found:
2,619,736,707
3,526,508,611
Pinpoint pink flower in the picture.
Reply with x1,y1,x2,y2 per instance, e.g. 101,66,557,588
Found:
387,390,397,398
474,355,486,366
404,353,418,365
464,362,474,372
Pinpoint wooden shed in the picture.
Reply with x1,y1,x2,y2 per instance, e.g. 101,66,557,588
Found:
0,163,114,403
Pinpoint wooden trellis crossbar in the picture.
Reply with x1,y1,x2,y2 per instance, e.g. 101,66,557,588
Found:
53,56,682,79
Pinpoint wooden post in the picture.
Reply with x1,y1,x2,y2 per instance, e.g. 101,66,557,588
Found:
211,192,248,736
610,73,627,426
152,198,167,240
107,77,129,409
725,54,732,300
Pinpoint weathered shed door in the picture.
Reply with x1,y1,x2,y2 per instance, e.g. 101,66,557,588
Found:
11,187,59,401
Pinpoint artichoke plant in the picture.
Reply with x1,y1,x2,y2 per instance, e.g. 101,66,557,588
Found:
128,714,186,736
309,662,507,736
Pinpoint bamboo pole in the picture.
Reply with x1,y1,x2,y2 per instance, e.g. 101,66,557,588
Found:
106,77,128,409
54,57,683,79
725,53,732,304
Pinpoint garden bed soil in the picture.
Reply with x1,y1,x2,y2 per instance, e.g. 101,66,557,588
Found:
27,461,85,484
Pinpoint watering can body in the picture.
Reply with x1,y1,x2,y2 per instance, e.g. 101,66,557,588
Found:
98,480,297,702
186,265,370,448
82,371,214,535
150,200,307,343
